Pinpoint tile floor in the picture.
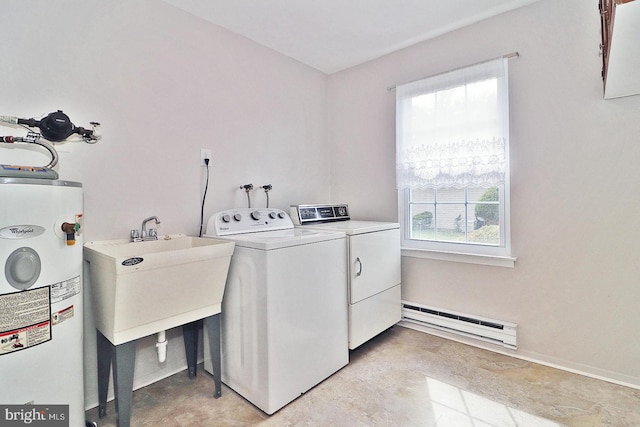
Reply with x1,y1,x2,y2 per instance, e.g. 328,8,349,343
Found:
85,326,640,426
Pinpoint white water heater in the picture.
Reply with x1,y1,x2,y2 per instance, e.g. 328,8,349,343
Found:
0,177,85,426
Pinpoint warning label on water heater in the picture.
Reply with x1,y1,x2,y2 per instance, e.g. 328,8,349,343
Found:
50,275,80,304
0,286,52,355
52,305,74,326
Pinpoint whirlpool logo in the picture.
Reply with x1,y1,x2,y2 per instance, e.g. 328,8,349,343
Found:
122,257,144,266
1,405,68,426
0,225,46,239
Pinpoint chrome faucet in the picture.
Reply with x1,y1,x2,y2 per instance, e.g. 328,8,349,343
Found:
131,216,161,242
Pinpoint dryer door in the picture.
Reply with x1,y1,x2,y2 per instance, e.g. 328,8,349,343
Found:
348,229,401,304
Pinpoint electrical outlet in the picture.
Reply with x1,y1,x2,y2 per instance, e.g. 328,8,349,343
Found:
200,149,212,166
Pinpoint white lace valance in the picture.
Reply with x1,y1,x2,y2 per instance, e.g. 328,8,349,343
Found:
396,58,509,189
396,137,506,189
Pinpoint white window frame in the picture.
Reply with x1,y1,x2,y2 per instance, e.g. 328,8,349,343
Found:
396,59,515,268
399,187,515,268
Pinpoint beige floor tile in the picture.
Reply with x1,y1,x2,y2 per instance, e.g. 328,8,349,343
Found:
85,326,640,427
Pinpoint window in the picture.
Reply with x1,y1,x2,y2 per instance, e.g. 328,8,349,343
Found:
396,57,512,262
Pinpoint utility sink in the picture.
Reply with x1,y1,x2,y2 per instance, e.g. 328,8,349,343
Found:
84,234,234,345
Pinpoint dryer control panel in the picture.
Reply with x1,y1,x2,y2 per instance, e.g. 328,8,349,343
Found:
290,204,350,225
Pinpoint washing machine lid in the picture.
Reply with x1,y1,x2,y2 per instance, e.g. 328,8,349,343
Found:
208,228,345,250
298,220,399,235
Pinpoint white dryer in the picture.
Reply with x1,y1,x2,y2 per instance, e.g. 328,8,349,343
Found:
203,208,348,415
291,204,401,349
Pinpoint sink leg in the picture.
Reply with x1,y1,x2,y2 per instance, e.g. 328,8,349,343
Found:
182,320,200,378
204,314,222,398
112,340,136,427
96,331,112,418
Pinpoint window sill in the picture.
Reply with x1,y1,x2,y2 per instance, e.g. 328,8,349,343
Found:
401,247,516,268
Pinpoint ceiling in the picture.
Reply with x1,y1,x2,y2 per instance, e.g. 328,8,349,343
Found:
162,0,540,74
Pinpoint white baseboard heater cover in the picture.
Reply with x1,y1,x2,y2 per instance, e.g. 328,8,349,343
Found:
401,301,518,350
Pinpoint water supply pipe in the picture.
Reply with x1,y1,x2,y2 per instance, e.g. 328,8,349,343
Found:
0,133,59,168
156,331,167,363
240,184,253,207
261,184,272,208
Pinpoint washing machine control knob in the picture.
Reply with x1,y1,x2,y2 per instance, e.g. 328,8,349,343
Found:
251,211,261,220
221,214,231,223
278,212,285,219
269,211,277,219
233,213,242,222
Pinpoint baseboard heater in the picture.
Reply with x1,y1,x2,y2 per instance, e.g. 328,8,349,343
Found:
401,301,518,350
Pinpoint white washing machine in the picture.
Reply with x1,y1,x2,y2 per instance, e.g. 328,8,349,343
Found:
0,177,85,426
202,208,348,415
291,204,401,349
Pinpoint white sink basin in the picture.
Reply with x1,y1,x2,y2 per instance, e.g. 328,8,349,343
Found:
84,234,234,345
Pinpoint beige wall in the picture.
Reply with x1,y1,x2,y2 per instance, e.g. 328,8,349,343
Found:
1,0,330,408
327,0,640,386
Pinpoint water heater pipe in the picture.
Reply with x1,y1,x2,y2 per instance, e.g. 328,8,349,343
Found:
0,135,59,168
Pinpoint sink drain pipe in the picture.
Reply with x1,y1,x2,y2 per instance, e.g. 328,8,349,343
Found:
156,331,167,363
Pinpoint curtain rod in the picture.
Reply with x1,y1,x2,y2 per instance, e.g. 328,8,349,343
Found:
387,51,519,91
